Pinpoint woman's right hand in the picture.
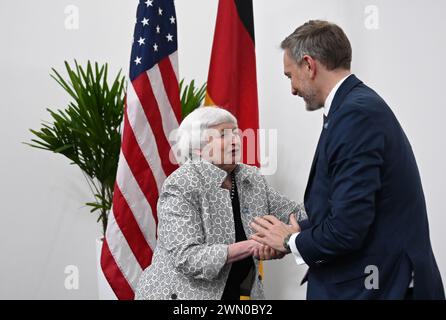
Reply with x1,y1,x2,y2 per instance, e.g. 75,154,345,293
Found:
226,239,263,264
251,242,286,260
226,239,284,264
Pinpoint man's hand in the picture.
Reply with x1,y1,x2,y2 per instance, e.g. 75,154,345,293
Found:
250,214,300,253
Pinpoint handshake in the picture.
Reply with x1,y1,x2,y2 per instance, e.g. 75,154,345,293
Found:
234,213,302,261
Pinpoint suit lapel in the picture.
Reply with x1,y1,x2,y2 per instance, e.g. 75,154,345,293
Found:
304,128,323,202
304,74,363,203
327,74,362,118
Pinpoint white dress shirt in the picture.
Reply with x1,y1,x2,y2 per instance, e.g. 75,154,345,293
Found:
288,74,351,266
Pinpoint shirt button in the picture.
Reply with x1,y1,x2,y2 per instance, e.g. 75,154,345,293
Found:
171,293,177,300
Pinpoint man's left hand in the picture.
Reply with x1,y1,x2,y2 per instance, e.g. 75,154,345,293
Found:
250,214,300,253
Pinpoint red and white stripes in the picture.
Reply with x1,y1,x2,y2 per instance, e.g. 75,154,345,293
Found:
100,53,181,300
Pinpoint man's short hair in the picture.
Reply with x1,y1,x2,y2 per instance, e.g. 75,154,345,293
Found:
281,20,352,70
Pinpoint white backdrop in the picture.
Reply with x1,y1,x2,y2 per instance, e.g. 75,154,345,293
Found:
0,0,445,299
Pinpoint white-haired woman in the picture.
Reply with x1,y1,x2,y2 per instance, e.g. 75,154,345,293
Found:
135,107,306,300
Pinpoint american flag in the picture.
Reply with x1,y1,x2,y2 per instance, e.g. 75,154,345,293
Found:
100,0,181,300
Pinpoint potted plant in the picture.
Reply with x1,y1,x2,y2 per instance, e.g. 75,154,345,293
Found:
26,60,206,236
26,61,125,236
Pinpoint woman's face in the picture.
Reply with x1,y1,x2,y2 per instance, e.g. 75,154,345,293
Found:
200,122,241,168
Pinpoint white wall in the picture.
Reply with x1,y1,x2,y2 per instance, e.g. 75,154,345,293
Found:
0,0,444,299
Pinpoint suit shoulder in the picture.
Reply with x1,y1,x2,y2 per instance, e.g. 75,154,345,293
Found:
343,84,390,113
328,88,387,145
162,161,201,194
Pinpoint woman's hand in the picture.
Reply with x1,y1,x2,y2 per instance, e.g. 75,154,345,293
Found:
226,239,285,264
252,243,286,260
226,239,256,264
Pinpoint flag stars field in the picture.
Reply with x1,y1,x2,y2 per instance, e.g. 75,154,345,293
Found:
141,17,149,26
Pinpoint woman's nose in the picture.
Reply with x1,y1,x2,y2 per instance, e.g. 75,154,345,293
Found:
232,133,240,145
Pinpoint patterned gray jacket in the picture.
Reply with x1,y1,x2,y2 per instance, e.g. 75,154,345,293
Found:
135,160,306,300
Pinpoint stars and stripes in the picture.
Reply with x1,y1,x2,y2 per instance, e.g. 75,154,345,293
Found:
100,0,181,300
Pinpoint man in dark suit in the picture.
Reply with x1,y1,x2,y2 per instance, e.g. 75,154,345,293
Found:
251,20,444,299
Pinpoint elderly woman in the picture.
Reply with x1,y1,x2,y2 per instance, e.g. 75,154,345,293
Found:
135,107,306,300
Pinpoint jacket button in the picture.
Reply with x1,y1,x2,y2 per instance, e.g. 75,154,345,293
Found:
171,293,177,300
258,275,262,281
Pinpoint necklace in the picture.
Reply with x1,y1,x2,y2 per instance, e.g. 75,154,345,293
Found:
230,173,236,200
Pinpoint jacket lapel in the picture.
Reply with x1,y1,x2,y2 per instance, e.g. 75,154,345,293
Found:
304,74,363,203
304,128,324,202
327,74,362,118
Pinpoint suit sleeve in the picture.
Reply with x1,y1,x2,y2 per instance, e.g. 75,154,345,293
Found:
157,182,228,281
262,175,308,224
295,106,385,268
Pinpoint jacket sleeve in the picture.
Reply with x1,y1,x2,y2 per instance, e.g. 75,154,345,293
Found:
157,182,228,281
262,175,308,224
296,106,385,268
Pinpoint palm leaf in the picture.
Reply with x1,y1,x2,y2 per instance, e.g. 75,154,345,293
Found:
179,79,207,119
26,61,204,236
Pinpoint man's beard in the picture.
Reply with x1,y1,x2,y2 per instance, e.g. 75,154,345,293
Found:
301,87,323,111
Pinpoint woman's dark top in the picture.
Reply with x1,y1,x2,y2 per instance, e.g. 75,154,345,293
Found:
221,175,255,300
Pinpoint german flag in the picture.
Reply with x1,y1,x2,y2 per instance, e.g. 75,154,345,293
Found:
205,0,260,167
205,0,263,299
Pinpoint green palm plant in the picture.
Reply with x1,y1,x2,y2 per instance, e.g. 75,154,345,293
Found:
26,60,206,236
26,61,125,235
179,79,206,118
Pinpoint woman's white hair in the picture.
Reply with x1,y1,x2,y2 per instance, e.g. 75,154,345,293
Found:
174,106,237,164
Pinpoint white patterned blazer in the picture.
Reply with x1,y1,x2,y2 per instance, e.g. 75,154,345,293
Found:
135,160,307,300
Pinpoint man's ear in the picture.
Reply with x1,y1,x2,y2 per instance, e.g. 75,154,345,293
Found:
302,55,317,79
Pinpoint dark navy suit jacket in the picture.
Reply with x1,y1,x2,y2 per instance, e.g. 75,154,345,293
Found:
296,75,444,299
